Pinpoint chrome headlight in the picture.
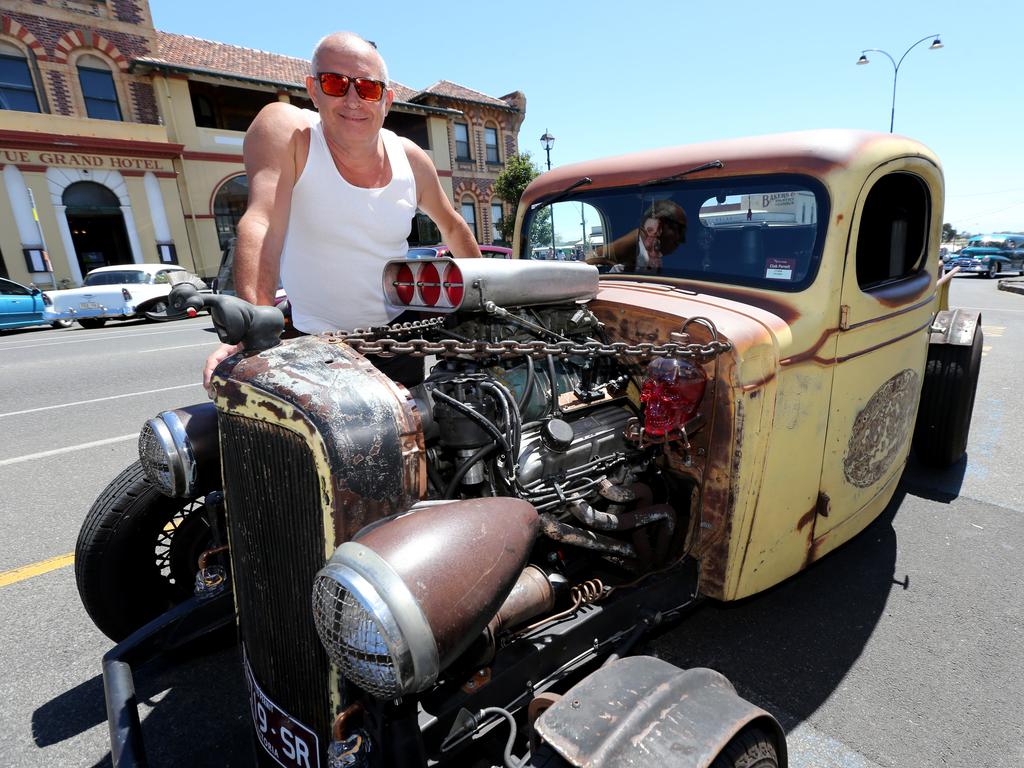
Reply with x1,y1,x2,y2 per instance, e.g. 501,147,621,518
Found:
312,542,439,699
311,498,540,699
137,403,219,498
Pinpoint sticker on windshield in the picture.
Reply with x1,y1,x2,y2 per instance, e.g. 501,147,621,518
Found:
765,257,795,280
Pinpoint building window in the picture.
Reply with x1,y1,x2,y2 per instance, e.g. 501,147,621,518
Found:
461,199,477,239
455,122,471,161
485,126,500,164
855,172,929,290
77,55,122,121
213,175,249,251
0,50,41,113
491,201,504,242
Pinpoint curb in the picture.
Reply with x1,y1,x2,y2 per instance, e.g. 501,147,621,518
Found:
997,278,1024,295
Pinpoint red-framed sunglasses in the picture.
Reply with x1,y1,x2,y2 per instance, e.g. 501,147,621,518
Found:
316,72,386,101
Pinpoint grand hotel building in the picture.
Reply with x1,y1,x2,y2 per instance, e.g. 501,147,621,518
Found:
0,0,526,288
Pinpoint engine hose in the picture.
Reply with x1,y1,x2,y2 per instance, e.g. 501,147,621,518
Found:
539,514,636,558
430,389,513,471
480,380,521,471
546,355,560,416
443,443,497,499
516,353,536,412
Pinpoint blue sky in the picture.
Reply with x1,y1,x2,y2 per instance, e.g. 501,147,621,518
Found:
152,0,1021,235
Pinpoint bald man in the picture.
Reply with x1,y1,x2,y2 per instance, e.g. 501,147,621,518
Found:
203,31,480,390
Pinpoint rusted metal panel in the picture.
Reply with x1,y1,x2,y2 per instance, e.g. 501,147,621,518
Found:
534,656,787,767
843,369,920,488
214,334,426,547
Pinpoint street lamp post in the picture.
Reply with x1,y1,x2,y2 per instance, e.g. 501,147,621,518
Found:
540,130,556,257
857,34,943,133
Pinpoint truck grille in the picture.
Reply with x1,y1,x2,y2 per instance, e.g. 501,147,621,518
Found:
220,412,333,743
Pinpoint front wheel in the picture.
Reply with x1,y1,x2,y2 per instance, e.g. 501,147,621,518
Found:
74,461,223,641
710,727,780,768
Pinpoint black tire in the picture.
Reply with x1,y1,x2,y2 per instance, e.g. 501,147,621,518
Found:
710,726,779,768
143,299,171,322
77,318,107,329
51,319,73,329
914,325,983,468
74,461,221,641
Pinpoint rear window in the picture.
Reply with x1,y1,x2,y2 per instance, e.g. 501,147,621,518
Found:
84,270,152,286
522,174,828,291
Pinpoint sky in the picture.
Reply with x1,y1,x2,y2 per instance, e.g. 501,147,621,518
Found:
151,0,1022,236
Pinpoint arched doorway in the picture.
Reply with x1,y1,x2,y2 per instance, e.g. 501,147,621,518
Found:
63,181,132,274
213,175,248,251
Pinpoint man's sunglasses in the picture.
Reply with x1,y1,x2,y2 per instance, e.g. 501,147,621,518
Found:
316,72,386,101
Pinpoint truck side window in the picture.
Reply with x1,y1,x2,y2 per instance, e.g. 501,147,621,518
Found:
856,173,929,290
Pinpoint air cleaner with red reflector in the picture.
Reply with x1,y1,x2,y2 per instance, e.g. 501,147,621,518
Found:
640,357,706,436
442,262,463,306
418,262,441,306
394,264,415,305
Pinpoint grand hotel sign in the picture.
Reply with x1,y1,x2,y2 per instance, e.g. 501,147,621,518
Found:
1,148,173,173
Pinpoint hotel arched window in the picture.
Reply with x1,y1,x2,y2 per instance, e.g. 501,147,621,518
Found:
214,175,249,251
460,197,478,240
0,42,41,113
77,54,122,121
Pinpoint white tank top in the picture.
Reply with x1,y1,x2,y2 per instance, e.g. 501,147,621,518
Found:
280,113,417,332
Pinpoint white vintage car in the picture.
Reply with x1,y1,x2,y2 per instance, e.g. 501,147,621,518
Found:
50,264,207,328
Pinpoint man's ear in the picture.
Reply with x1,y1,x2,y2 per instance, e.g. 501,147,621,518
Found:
306,75,319,109
384,87,394,116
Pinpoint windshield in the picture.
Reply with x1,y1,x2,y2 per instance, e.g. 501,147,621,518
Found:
968,237,1019,250
522,174,828,291
84,270,152,286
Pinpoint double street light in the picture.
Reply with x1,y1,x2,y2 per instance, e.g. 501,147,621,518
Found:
857,34,943,133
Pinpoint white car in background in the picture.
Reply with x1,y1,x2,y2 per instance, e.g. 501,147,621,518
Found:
49,264,207,328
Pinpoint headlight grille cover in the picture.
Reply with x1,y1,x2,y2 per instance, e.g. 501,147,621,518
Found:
138,417,178,495
312,575,400,698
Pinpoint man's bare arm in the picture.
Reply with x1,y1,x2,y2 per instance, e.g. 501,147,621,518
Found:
233,102,307,304
402,139,482,258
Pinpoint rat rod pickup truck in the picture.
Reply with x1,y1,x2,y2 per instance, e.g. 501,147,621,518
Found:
75,130,980,768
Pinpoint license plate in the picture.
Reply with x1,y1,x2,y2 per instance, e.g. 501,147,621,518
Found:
244,649,320,768
80,302,99,309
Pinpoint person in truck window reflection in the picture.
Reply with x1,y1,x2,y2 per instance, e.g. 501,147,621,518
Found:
202,31,480,393
592,200,688,273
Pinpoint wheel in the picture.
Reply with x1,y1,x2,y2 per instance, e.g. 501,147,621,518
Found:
74,461,223,641
710,726,779,768
143,299,171,322
77,318,107,329
913,324,983,468
51,319,73,329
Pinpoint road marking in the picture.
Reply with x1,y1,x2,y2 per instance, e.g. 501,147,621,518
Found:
138,341,218,353
983,345,992,357
0,324,212,351
0,553,75,588
0,383,202,418
981,325,1005,336
0,434,137,467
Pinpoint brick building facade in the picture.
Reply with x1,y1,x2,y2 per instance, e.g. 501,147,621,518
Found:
0,0,525,288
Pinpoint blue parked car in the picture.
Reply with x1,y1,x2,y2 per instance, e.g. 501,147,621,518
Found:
0,277,70,330
947,234,1024,278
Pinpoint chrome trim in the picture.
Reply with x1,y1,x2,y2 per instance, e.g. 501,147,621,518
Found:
138,411,197,497
317,542,439,696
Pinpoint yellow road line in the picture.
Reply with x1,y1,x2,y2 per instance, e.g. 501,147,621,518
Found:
0,553,75,588
982,325,1005,337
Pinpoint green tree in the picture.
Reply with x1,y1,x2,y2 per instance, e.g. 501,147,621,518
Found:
942,222,958,242
493,153,540,244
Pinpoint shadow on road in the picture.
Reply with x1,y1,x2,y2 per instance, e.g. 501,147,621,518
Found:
645,481,910,729
32,644,252,767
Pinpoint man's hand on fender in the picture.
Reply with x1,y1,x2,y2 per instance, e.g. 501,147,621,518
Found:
204,342,242,397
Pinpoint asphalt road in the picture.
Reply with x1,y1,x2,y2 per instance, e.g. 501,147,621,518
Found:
1,276,1021,767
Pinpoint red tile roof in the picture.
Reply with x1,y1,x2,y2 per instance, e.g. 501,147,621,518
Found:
138,33,485,108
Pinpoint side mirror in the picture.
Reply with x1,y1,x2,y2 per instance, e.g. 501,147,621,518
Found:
30,287,41,295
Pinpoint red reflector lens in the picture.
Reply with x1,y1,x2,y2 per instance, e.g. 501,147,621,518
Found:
640,358,706,436
418,262,441,306
394,264,415,304
443,262,463,307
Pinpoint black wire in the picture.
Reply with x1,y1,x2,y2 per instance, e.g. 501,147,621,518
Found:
443,444,496,498
516,353,535,413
